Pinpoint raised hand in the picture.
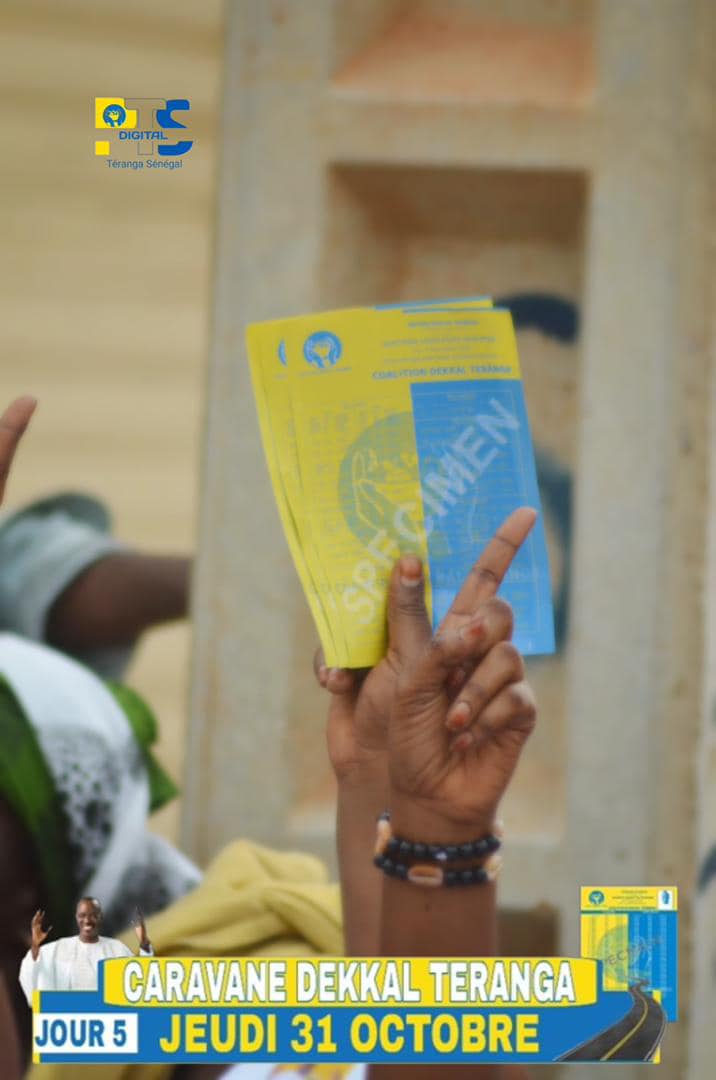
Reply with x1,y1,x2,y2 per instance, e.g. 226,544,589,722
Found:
387,569,536,832
322,508,538,955
0,397,36,507
131,907,150,951
366,559,537,1080
316,507,537,783
30,910,52,959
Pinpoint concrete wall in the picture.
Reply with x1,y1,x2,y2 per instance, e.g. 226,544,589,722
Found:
189,2,715,1075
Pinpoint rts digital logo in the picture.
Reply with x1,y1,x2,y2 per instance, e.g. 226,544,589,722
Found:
94,97,193,171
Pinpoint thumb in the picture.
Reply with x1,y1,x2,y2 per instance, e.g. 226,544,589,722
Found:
313,645,361,724
387,556,432,663
326,677,360,729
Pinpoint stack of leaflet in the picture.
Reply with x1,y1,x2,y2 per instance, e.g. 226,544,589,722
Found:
247,298,555,668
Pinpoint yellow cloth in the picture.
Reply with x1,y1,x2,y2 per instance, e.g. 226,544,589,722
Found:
27,840,343,1080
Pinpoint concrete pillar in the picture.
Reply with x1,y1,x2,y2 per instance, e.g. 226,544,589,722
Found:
186,4,715,1074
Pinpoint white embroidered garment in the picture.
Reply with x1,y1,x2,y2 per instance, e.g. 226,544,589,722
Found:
0,634,201,932
19,935,150,1000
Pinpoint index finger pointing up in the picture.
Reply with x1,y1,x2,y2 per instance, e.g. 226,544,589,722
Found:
444,506,537,621
0,396,36,504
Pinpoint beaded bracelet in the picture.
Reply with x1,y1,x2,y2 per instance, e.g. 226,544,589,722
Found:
373,812,503,888
373,851,503,888
374,811,502,864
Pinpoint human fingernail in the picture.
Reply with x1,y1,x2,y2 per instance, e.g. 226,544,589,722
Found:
460,616,484,640
328,667,350,689
452,730,474,754
399,555,422,586
446,702,471,731
318,664,328,685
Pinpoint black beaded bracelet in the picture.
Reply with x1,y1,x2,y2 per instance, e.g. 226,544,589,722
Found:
374,811,502,865
374,852,497,888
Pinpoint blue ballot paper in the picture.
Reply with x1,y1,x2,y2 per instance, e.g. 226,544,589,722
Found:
411,378,555,655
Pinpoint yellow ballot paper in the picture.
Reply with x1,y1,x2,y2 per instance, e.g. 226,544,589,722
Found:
247,298,555,668
247,319,337,656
